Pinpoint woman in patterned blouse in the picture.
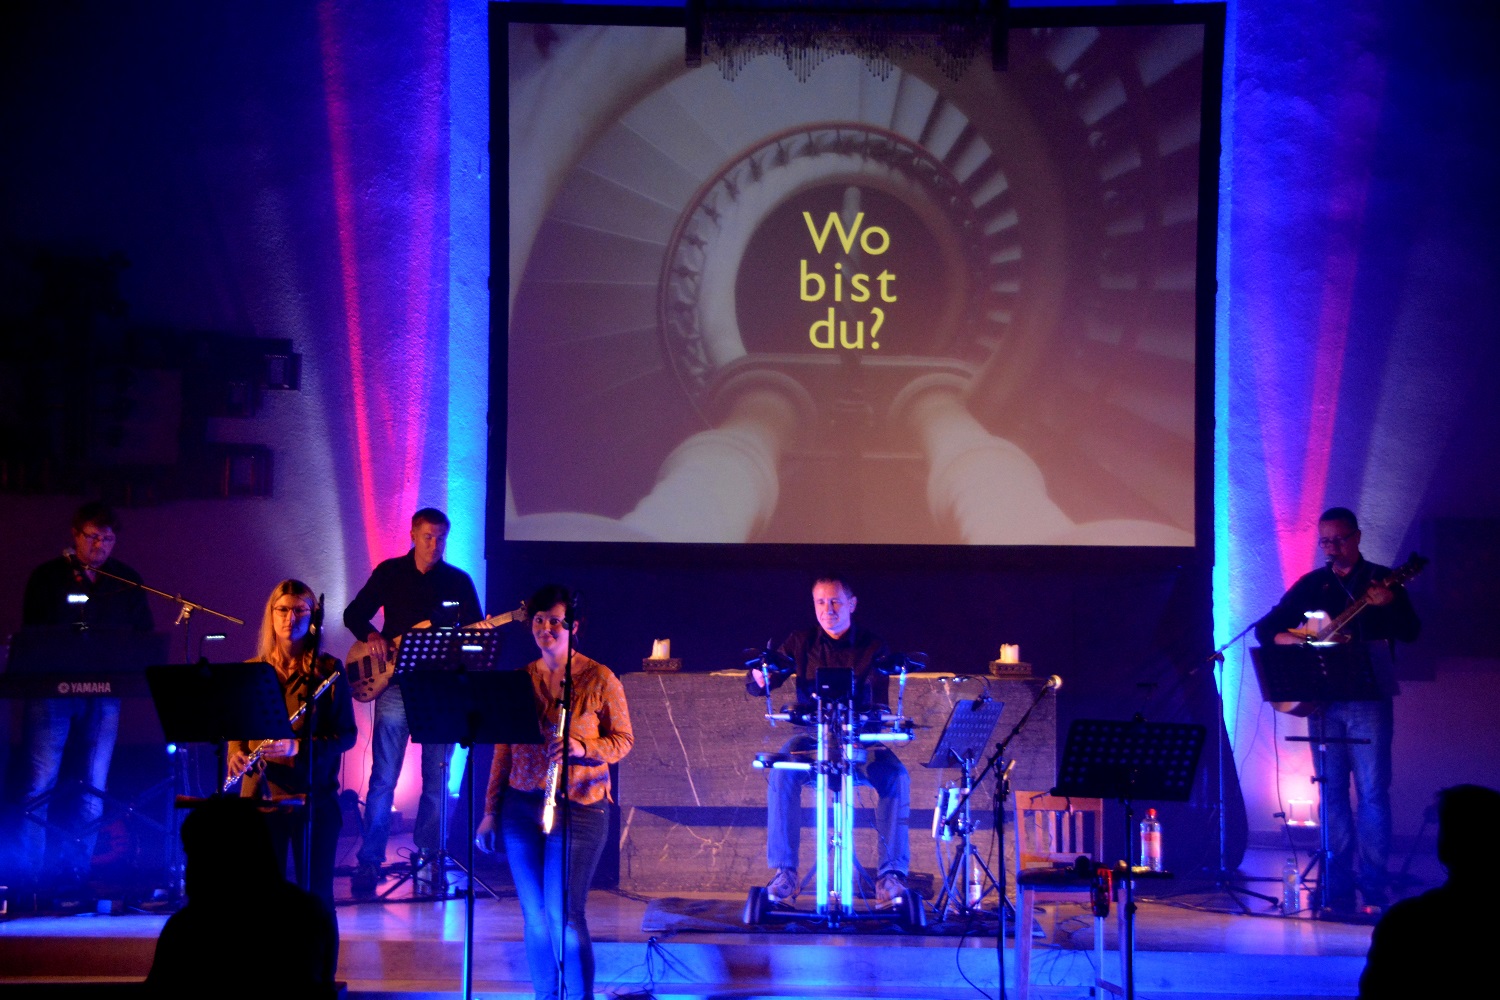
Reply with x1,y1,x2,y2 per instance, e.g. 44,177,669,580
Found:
475,583,633,1000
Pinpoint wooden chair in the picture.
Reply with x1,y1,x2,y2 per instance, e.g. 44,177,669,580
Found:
1012,791,1120,1000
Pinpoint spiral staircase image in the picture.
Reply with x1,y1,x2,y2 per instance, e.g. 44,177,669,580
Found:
506,21,1205,546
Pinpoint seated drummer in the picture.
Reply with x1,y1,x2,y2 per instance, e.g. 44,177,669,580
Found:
746,574,911,909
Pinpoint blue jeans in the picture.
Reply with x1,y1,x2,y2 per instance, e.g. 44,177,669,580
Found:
357,684,452,865
766,733,910,876
1313,699,1392,904
19,698,120,884
500,790,609,1000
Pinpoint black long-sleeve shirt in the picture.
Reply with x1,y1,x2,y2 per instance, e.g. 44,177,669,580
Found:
23,555,154,631
746,623,892,711
1255,556,1421,697
342,551,482,643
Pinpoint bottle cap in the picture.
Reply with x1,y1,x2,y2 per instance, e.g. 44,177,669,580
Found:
1147,808,1157,817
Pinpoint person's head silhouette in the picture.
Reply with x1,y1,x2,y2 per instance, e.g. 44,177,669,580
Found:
1435,783,1500,881
180,795,283,903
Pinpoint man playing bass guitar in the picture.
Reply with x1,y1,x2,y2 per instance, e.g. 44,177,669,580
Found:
344,507,482,895
1255,507,1421,916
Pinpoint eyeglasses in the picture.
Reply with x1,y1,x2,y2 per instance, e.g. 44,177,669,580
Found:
1317,533,1356,547
272,606,312,618
80,531,116,545
532,615,568,630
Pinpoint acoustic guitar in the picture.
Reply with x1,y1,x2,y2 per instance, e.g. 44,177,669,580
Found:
346,601,528,703
1272,554,1427,715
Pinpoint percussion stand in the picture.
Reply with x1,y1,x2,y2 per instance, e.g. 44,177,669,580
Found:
924,697,1006,920
748,695,921,929
933,750,996,918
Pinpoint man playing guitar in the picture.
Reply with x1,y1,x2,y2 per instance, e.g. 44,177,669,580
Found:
344,507,482,894
1255,507,1421,915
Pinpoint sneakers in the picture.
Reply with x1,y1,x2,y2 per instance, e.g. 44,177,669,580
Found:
876,871,908,909
766,867,800,904
350,861,379,894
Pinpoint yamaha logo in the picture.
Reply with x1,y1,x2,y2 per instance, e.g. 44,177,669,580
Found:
56,681,112,695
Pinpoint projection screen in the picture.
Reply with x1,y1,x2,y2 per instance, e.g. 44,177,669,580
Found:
501,6,1218,549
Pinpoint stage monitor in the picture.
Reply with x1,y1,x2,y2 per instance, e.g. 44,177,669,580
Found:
497,3,1221,552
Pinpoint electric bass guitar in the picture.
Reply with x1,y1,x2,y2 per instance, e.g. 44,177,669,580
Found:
1272,553,1426,715
346,601,528,703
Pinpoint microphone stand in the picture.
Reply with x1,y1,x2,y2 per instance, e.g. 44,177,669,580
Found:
66,551,243,907
947,678,1058,1000
298,594,326,897
78,557,244,662
1202,614,1281,912
555,603,579,1000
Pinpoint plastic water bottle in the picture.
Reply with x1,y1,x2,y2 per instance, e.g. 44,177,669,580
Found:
1139,808,1163,872
1282,857,1301,915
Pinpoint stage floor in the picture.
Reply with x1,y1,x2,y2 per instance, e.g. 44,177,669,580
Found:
0,846,1405,999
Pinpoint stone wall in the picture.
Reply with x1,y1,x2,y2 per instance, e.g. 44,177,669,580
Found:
618,671,1056,894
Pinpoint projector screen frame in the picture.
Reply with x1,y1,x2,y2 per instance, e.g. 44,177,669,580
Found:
489,1,1226,572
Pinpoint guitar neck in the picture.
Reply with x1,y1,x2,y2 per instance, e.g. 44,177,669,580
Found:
1314,559,1422,642
471,607,525,629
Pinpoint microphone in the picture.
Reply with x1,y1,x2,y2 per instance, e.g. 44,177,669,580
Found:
311,593,326,634
566,590,582,628
63,547,87,582
1045,675,1063,692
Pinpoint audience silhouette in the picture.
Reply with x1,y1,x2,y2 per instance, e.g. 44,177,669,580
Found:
1359,783,1500,998
146,795,339,998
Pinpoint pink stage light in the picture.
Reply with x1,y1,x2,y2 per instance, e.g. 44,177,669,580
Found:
318,0,384,567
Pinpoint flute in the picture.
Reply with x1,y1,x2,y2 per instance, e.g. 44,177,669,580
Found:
540,699,569,834
223,670,339,793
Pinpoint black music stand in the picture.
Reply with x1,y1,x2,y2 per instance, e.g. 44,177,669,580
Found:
1250,642,1379,711
1054,718,1205,1000
1250,644,1381,917
146,662,297,903
400,665,541,1000
378,627,512,901
924,698,1006,918
397,626,511,673
147,662,295,746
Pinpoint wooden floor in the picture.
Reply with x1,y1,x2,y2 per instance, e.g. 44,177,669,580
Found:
0,846,1404,999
